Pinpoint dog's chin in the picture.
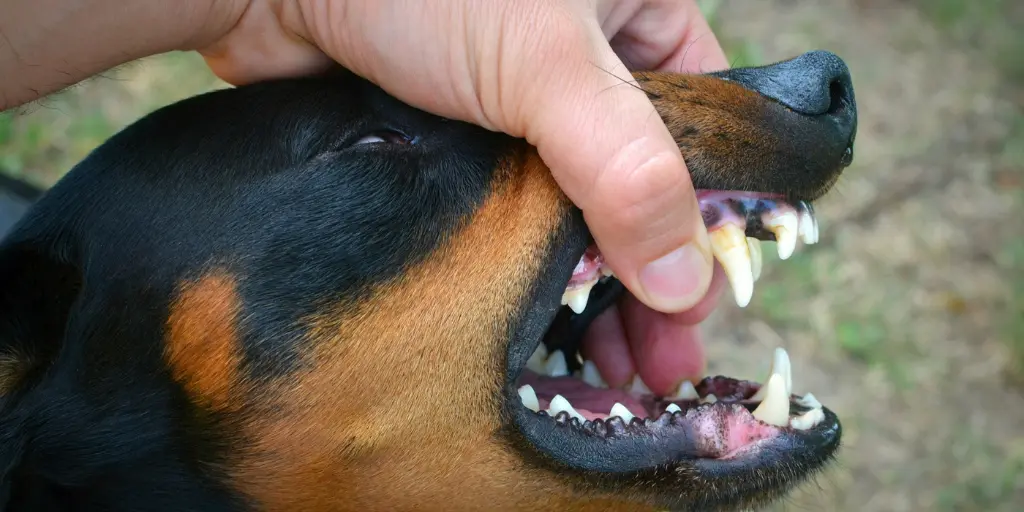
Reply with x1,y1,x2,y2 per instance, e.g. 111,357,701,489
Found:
502,190,841,510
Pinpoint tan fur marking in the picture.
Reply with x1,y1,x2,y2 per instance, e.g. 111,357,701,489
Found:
165,272,244,413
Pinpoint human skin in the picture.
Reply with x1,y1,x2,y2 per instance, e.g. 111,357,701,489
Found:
0,0,729,395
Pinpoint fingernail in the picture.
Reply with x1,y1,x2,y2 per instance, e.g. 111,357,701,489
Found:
639,240,713,312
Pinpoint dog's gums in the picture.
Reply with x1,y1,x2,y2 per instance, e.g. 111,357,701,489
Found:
0,50,857,511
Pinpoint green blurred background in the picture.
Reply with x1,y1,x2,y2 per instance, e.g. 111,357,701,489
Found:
1,0,1021,510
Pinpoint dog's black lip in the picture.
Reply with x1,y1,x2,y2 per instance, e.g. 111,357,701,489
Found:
501,205,842,504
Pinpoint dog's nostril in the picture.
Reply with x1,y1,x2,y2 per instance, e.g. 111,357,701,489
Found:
827,79,846,114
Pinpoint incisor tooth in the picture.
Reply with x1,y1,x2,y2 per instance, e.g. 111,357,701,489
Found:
709,223,754,308
544,350,569,377
548,394,586,423
672,380,699,400
747,237,763,281
751,347,793,401
517,385,540,412
609,402,634,422
581,360,607,388
665,403,682,414
789,407,825,430
628,374,652,395
526,344,548,374
751,373,790,427
561,280,597,314
766,211,798,260
796,392,822,409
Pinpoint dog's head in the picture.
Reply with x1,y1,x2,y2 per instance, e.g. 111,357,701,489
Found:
0,50,857,511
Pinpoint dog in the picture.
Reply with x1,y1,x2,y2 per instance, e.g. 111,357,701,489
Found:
0,49,857,511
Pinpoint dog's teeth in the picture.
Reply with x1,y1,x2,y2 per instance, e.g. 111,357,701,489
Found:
671,380,700,400
517,385,540,412
561,280,596,314
709,223,754,308
765,211,799,260
600,265,614,277
544,350,569,377
798,208,817,245
747,237,763,282
665,403,682,414
609,402,634,423
548,394,586,423
751,347,793,401
702,394,718,404
581,360,607,388
751,373,790,427
796,392,821,409
789,407,825,430
628,374,653,395
526,344,548,374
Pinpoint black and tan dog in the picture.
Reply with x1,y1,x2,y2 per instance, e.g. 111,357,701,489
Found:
0,49,857,511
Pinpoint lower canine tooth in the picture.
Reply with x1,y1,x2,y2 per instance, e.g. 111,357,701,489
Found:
798,209,817,244
790,407,825,430
796,392,822,409
751,347,793,401
581,360,607,388
517,385,540,412
766,211,799,260
751,373,790,427
609,402,634,423
548,394,586,423
544,350,569,377
709,223,755,308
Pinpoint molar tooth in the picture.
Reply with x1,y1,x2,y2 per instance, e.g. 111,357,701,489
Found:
581,360,607,388
747,237,763,281
628,374,653,395
751,373,790,427
789,407,825,430
702,394,719,404
517,385,540,412
765,211,799,260
562,280,597,314
709,223,754,308
609,402,634,423
665,403,682,414
544,350,569,377
672,380,700,400
525,344,548,374
751,347,793,401
548,394,586,423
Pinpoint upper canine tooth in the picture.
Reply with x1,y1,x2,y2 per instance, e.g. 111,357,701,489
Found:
709,223,754,308
672,380,700,400
581,360,607,388
765,211,798,260
751,373,790,427
609,402,634,423
548,394,586,423
517,385,540,412
562,280,597,314
526,344,548,373
789,407,825,430
751,347,793,401
544,350,569,377
747,237,763,281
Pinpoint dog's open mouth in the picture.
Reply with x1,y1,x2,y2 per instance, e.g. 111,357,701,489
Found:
507,190,840,490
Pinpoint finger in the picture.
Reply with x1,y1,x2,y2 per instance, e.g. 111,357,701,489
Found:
608,0,729,74
520,15,714,314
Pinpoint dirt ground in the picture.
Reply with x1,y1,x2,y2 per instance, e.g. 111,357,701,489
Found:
1,0,1021,510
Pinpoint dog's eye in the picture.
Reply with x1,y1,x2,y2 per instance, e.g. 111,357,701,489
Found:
354,129,416,146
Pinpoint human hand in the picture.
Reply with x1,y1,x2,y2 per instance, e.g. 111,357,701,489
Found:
198,0,730,394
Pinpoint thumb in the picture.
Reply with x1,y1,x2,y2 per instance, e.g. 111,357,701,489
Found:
521,18,713,314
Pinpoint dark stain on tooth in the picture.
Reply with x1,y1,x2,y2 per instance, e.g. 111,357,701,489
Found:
701,205,722,226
